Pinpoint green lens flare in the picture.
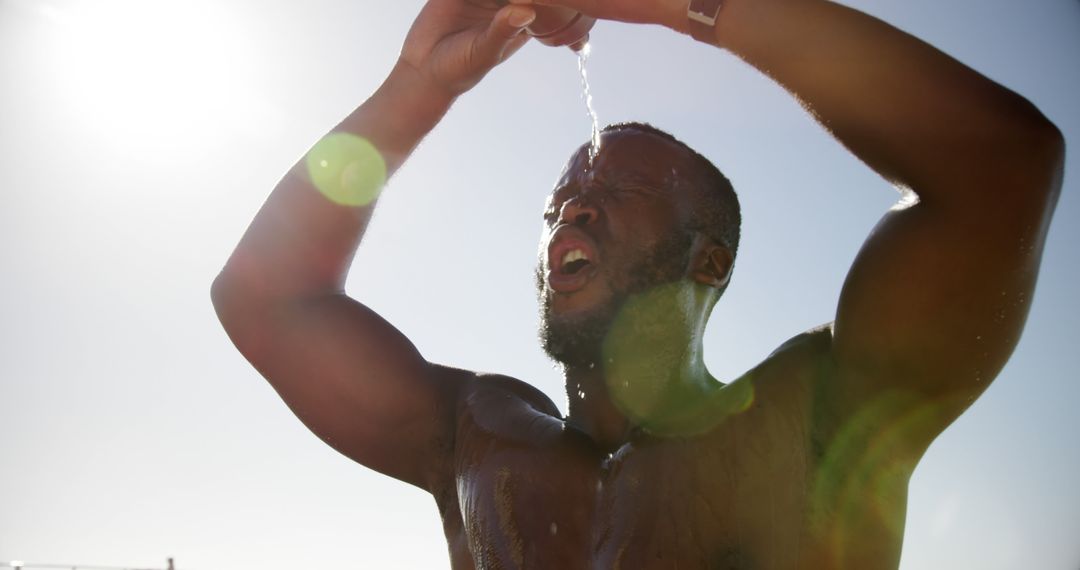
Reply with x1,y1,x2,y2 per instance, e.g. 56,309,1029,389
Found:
600,282,751,437
809,389,960,565
306,133,386,206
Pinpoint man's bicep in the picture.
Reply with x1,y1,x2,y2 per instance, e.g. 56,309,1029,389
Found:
831,190,1049,410
215,288,460,491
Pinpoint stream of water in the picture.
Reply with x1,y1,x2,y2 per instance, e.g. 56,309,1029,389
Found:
577,43,601,167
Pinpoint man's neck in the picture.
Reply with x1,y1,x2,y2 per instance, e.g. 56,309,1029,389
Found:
562,282,720,452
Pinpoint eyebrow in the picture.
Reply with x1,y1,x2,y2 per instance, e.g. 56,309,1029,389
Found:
611,172,664,189
553,170,662,193
548,182,579,204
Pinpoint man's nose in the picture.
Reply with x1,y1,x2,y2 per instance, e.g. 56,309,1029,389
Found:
559,196,599,226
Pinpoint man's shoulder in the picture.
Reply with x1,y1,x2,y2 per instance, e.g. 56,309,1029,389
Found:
458,369,562,419
766,323,835,362
746,323,836,389
729,324,837,415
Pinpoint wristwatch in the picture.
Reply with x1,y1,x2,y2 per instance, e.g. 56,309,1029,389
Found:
687,0,724,44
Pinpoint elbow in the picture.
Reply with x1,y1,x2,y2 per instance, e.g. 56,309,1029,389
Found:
1002,112,1065,239
210,270,231,314
211,267,259,333
211,253,274,316
1041,118,1065,181
210,268,270,359
1011,100,1065,182
210,270,239,329
994,104,1065,212
1028,111,1065,172
1025,113,1065,208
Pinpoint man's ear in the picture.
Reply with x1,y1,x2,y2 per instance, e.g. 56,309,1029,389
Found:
687,233,733,290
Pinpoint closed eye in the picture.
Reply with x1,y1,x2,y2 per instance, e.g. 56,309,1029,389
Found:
598,186,649,204
617,183,660,196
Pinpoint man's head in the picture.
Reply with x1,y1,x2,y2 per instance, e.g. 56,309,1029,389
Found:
536,123,741,366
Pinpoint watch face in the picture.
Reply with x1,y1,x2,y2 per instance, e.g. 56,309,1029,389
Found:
689,0,722,19
688,0,722,41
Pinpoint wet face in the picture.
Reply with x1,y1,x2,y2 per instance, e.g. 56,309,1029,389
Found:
536,130,702,366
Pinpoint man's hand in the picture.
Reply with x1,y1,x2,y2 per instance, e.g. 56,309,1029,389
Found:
522,0,691,35
400,0,537,98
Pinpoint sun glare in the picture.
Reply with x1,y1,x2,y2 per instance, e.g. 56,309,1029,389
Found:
42,0,264,153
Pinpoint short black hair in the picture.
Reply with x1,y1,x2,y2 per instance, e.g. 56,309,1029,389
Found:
601,122,742,261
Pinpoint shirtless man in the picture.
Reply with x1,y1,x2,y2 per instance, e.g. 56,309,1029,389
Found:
211,0,1064,567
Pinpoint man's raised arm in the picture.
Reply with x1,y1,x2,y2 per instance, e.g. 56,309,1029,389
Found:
701,0,1064,433
535,0,1062,430
211,0,536,490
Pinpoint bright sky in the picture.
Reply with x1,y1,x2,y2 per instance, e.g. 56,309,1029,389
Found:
1,0,1078,568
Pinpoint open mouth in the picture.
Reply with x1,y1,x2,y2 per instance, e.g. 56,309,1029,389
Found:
560,248,593,276
546,227,601,294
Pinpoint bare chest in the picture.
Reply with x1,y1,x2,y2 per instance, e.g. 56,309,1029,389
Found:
443,397,815,569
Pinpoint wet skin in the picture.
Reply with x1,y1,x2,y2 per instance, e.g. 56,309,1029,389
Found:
434,132,919,569
211,0,1063,567
439,333,898,570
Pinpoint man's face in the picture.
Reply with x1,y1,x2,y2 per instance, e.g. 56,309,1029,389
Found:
536,130,701,365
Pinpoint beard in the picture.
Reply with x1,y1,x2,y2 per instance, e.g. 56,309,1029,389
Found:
537,275,620,367
537,230,692,367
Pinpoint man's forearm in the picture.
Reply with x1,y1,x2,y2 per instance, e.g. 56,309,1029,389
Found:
713,0,1061,199
214,61,454,302
337,60,457,174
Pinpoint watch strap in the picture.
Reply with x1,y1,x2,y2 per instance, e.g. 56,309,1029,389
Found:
687,0,724,44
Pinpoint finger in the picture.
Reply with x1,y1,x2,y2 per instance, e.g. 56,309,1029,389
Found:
517,0,594,12
473,4,536,64
518,0,636,25
499,29,532,62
